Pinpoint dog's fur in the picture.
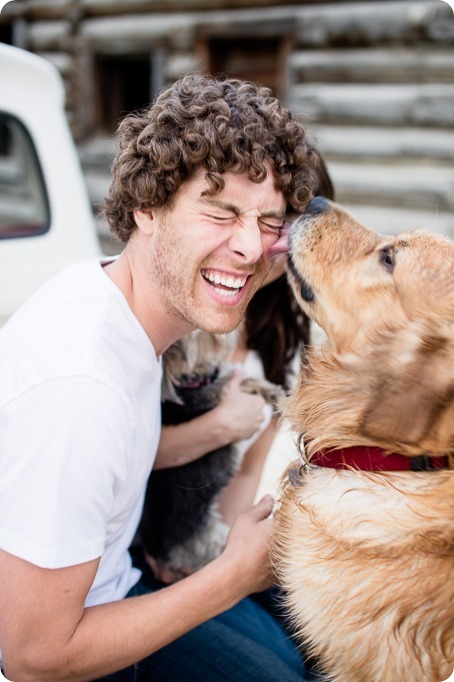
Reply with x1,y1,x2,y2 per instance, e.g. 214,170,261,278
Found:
273,197,454,682
139,330,283,577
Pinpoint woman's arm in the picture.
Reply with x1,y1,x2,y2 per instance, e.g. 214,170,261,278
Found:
154,371,266,469
218,417,279,525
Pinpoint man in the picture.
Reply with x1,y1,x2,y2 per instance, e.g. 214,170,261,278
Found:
0,75,320,681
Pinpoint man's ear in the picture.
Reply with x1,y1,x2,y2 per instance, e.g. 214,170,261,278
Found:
360,325,454,446
134,209,155,235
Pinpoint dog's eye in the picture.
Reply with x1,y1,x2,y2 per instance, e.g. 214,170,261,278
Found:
379,247,395,273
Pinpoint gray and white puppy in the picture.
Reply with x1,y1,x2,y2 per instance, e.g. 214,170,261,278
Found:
139,330,283,578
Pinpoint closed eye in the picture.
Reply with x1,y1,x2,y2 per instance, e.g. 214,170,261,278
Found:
206,214,284,233
207,213,236,224
259,219,284,233
379,246,396,272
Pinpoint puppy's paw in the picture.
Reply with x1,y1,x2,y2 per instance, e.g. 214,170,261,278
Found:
240,378,285,409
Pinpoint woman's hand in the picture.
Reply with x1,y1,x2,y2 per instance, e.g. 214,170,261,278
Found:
213,369,266,443
155,369,266,469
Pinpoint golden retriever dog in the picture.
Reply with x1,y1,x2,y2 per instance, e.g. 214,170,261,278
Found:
273,197,454,682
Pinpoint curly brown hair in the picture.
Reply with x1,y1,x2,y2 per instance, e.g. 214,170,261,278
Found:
103,73,320,243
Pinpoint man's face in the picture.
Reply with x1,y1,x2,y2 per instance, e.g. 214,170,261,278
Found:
138,167,286,336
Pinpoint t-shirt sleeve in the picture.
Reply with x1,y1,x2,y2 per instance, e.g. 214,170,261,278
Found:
0,376,133,568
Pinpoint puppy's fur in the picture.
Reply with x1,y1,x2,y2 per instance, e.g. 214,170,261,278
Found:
140,330,282,578
274,198,454,682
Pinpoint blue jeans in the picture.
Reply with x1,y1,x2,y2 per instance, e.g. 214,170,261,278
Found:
96,565,309,681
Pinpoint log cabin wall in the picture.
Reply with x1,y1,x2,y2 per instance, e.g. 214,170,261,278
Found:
1,0,453,251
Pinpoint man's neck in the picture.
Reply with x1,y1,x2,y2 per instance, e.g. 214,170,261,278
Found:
103,249,191,357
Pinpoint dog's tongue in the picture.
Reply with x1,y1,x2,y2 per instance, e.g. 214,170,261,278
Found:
268,223,289,259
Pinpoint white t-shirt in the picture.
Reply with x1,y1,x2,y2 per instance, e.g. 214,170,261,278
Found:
0,260,162,608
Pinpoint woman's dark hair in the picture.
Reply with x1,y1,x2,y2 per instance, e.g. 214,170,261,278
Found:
245,152,335,389
103,73,320,243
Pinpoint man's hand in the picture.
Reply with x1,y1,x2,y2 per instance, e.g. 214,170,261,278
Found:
145,495,275,589
219,494,275,598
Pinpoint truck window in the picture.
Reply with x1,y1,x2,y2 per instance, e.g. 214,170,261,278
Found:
0,113,50,239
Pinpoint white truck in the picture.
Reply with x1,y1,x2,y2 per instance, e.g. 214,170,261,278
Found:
0,42,102,327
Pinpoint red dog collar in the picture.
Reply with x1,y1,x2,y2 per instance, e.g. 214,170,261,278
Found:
310,446,451,472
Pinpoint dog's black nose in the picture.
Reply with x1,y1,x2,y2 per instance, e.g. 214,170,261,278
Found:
305,196,329,215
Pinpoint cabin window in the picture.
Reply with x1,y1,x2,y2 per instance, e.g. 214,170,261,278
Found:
203,36,290,98
93,53,157,134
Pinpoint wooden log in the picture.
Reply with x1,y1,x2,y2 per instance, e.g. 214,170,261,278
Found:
27,19,73,51
290,83,454,127
290,48,454,84
312,124,454,163
294,0,453,46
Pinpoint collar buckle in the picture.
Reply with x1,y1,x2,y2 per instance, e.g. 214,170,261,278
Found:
410,454,438,471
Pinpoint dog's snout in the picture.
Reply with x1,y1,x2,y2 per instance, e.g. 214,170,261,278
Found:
305,196,330,216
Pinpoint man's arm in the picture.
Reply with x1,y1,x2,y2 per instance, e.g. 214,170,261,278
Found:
0,496,275,682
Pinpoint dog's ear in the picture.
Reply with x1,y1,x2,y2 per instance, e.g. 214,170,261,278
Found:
361,324,454,446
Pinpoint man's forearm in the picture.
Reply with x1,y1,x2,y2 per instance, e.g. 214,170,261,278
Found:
4,554,246,682
2,497,274,682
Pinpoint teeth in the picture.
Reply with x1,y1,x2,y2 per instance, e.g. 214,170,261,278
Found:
202,270,247,289
213,287,238,298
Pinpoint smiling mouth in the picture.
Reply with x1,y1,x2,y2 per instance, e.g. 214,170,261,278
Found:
201,269,249,298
